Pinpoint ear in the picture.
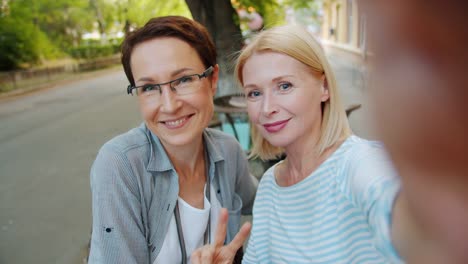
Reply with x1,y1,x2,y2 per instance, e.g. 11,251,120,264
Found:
210,64,219,95
320,75,330,102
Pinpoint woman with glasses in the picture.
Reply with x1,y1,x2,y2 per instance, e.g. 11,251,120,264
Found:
88,16,257,264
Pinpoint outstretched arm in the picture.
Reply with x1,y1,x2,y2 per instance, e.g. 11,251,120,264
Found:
391,182,468,263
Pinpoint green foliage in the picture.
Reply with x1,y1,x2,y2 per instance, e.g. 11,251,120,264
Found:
234,0,320,28
0,15,61,70
122,0,192,29
11,0,94,49
234,0,286,30
0,0,192,71
283,0,314,10
68,44,120,59
261,2,286,28
0,0,320,72
0,18,37,70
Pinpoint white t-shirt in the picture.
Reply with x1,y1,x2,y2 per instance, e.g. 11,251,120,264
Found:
154,185,221,264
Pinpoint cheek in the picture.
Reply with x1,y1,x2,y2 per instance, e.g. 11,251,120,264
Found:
190,93,214,120
138,99,158,121
204,102,214,119
247,102,260,123
197,93,213,108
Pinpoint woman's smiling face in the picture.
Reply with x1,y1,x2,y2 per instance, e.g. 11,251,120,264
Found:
130,37,218,149
242,51,329,150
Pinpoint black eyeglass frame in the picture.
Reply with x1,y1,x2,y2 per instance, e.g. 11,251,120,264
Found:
126,66,214,95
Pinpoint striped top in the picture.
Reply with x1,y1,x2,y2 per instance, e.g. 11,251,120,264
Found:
243,136,402,264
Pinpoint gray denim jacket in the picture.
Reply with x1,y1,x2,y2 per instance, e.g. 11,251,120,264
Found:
89,123,258,263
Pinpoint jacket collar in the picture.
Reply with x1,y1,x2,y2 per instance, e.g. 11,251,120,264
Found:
143,123,224,173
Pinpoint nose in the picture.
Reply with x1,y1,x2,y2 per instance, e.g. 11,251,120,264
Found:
260,91,278,117
159,85,181,113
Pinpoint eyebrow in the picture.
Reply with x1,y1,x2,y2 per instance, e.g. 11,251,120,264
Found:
136,67,194,83
243,74,295,89
272,75,295,82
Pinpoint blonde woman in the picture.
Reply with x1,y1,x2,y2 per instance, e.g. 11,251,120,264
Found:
237,24,403,263
193,25,408,264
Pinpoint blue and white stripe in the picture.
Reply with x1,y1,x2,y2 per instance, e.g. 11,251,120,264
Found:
243,135,402,264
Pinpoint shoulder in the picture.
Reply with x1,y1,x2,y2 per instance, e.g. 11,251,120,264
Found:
348,135,387,157
331,135,391,173
344,135,394,172
332,135,398,189
255,163,278,195
99,124,151,156
91,124,151,183
337,136,399,197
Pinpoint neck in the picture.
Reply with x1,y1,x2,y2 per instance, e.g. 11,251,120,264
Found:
277,137,340,187
165,136,206,180
166,136,208,209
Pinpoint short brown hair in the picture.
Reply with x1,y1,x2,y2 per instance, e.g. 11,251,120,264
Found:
121,16,217,86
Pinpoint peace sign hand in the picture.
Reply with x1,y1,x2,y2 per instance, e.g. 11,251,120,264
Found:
191,208,252,264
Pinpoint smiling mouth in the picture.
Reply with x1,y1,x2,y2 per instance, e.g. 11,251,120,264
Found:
161,114,194,128
263,119,290,133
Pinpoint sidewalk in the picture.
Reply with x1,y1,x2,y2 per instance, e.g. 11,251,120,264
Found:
0,65,122,103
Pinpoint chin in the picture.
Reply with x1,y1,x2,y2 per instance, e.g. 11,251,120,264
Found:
262,135,292,149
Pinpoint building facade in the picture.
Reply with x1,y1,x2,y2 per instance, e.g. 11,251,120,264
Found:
321,0,368,61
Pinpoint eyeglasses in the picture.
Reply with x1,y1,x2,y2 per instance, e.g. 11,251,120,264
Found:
127,66,214,97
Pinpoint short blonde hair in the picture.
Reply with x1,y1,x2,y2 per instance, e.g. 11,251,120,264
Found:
235,24,351,160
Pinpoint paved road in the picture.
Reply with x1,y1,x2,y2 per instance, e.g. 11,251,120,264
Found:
0,69,140,264
0,53,372,264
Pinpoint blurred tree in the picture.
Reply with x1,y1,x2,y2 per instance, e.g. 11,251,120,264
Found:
185,0,243,95
0,0,190,71
0,0,62,70
31,0,95,49
184,0,298,95
114,0,191,35
0,0,315,72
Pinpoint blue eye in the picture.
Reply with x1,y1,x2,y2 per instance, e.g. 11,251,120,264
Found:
246,90,262,100
278,82,292,91
142,84,157,92
138,84,160,95
179,75,196,84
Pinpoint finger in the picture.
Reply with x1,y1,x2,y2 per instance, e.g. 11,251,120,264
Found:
226,222,252,253
200,245,215,264
191,248,201,264
214,208,229,247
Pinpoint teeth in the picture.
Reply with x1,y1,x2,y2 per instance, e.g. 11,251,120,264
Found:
166,117,186,126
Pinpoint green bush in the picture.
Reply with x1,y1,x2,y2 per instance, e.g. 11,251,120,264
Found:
0,18,39,70
68,44,120,59
0,17,62,71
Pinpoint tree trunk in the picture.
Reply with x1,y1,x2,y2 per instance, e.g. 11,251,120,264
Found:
90,0,106,44
185,0,243,96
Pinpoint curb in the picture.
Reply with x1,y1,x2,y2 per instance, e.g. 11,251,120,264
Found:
0,66,122,103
